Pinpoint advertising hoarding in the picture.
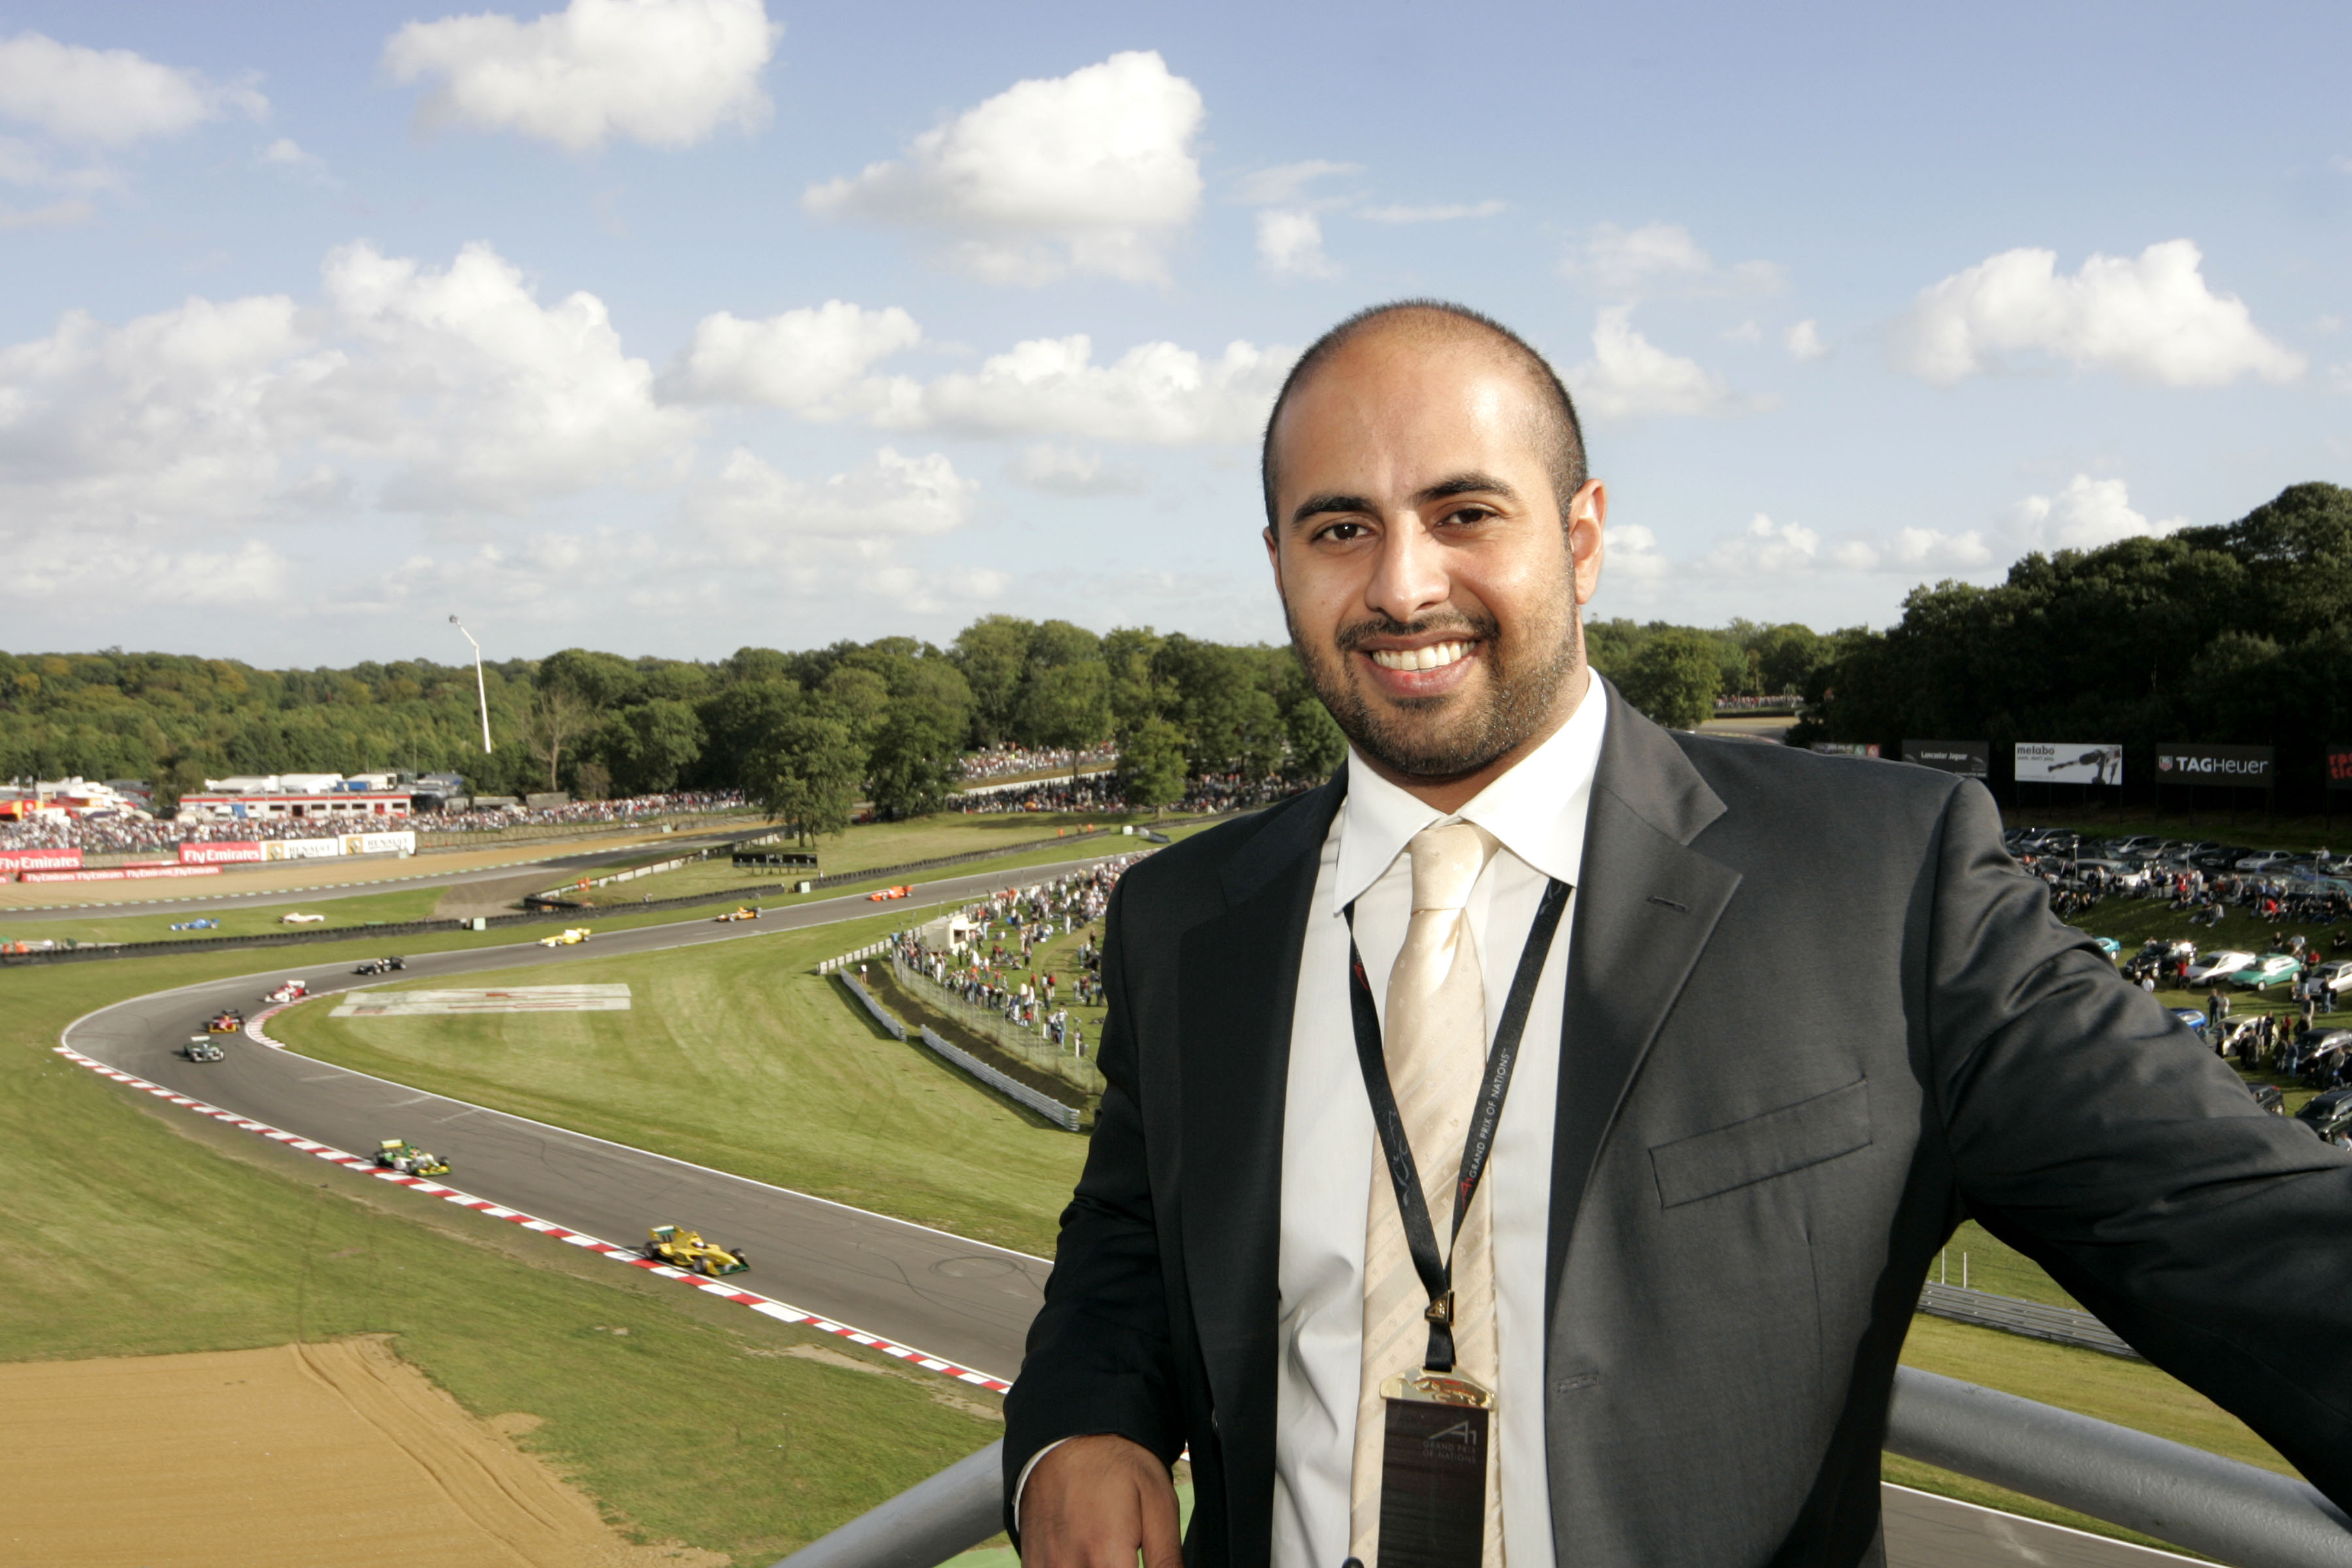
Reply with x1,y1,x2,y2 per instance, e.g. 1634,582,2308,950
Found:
1810,742,1881,758
2014,742,2123,785
179,841,265,866
342,830,416,856
2328,745,2352,792
0,847,82,873
2155,744,2274,787
263,837,344,861
1901,740,1990,777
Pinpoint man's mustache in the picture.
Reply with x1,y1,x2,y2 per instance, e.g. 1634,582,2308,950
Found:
1333,608,1501,657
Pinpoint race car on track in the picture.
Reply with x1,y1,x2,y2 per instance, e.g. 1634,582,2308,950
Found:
205,1009,246,1033
866,885,913,902
354,956,406,975
278,911,327,925
373,1138,450,1177
184,1035,225,1062
539,927,593,947
265,979,308,1004
168,918,220,932
713,906,760,923
641,1224,748,1276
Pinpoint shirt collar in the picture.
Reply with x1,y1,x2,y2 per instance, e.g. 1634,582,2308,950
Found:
1331,679,1609,911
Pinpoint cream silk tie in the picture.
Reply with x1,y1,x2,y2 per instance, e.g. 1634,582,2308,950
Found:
1348,820,1505,1568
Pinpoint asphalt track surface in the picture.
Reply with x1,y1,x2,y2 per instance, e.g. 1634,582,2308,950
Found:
56,853,2197,1568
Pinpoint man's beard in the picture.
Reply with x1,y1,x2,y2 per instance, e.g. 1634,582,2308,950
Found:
1286,597,1580,781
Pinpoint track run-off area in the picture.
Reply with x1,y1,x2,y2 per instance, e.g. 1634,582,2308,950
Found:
49,849,2203,1568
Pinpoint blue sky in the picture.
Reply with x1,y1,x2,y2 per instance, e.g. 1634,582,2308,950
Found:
2,1,2345,666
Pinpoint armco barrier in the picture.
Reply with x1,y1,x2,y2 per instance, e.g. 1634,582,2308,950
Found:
1916,1281,2140,1359
918,1026,1081,1131
834,972,907,1042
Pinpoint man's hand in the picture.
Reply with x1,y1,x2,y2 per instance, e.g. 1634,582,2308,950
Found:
1019,1434,1182,1568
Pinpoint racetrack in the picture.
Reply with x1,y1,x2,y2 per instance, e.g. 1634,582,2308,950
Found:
54,850,2203,1568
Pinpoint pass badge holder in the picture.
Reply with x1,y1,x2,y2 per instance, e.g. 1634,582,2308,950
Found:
1342,876,1569,1568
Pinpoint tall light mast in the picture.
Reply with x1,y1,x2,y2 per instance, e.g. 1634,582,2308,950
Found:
449,615,493,754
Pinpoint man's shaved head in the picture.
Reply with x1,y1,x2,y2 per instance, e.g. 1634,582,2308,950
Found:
1260,300,1587,526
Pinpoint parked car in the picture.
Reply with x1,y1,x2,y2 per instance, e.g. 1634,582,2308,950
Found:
2183,949,2257,986
2308,960,2352,998
2169,1008,2210,1035
2191,846,2255,872
2235,850,2296,872
2247,1081,2286,1116
2296,1088,2352,1147
2226,953,2304,991
2089,936,2122,958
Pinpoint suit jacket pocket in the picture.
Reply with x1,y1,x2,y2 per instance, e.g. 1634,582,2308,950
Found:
1649,1077,1872,1208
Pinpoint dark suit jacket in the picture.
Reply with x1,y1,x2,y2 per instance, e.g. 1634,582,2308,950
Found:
1005,681,2352,1567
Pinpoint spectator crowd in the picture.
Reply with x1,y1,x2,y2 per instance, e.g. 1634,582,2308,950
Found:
0,789,746,857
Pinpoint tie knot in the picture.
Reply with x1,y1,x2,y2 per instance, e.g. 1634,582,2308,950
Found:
1406,821,1494,913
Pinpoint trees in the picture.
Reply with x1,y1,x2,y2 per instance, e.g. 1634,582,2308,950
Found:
743,713,864,845
1618,630,1723,730
1016,661,1113,778
1115,716,1188,816
868,700,964,820
602,698,704,794
519,686,596,792
951,615,1034,745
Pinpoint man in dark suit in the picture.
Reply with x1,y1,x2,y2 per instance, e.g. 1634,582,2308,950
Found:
1005,301,2352,1568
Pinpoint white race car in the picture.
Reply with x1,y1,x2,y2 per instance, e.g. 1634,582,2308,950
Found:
278,911,327,925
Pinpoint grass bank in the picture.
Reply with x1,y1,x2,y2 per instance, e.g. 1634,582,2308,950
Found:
0,938,1000,1567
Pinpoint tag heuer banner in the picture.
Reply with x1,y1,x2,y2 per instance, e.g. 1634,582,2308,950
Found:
2014,742,2123,785
2155,744,2274,787
1901,740,1989,777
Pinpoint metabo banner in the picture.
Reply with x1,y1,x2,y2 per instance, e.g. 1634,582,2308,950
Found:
2155,743,2274,787
1901,740,1989,777
2015,742,2123,785
2328,745,2352,792
179,841,264,866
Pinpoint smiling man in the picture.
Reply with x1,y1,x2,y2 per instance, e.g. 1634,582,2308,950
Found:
1004,302,2352,1568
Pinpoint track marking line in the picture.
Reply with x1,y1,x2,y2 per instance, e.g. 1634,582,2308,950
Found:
52,1041,1015,1396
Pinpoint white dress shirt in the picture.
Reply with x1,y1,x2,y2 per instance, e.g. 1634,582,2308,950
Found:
1273,690,1608,1568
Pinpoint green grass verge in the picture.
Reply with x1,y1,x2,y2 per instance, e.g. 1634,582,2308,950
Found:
269,914,1089,1256
3,885,451,949
0,939,999,1567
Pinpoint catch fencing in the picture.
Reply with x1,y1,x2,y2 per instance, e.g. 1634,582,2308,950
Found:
916,1027,1081,1131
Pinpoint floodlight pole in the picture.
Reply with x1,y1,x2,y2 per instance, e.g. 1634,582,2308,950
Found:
450,615,493,754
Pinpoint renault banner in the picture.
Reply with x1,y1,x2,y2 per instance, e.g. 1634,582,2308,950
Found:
1901,740,1989,777
263,837,345,861
2015,742,2123,785
2155,744,2274,787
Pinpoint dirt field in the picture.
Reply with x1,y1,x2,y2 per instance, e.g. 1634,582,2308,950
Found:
0,1337,723,1568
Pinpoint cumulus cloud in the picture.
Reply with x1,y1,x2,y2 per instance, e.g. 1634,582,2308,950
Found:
2004,474,2184,551
0,31,264,145
686,446,976,551
1011,442,1147,496
1567,307,1760,419
1888,240,2304,387
1359,199,1505,223
1256,208,1335,278
259,137,335,185
0,197,92,229
383,0,779,152
889,333,1288,445
661,300,921,417
804,51,1204,285
1786,319,1829,361
1565,221,1782,298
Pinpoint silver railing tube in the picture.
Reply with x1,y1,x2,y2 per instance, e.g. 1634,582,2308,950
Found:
1886,1367,2352,1567
768,1440,1004,1568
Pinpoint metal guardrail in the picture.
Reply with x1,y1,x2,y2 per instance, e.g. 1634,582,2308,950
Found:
768,1369,2352,1568
1916,1280,2141,1358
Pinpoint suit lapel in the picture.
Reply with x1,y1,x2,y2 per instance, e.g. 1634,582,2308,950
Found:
1546,685,1743,1318
1178,768,1343,1551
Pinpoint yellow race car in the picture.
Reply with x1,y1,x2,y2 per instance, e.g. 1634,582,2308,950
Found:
373,1138,451,1177
539,926,593,947
641,1224,749,1277
713,906,760,923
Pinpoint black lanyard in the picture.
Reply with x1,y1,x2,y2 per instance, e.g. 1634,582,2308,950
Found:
1344,875,1571,1377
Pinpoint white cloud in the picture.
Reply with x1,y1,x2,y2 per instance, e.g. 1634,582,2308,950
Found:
1231,160,1356,207
0,31,264,146
2004,474,2184,551
383,0,779,152
1786,319,1829,361
1565,221,1783,298
259,137,335,185
890,333,1288,445
1698,514,1824,576
1602,521,1671,583
1359,199,1505,224
1257,208,1335,278
1011,442,1147,496
661,300,921,417
1888,240,2304,387
0,197,91,229
1567,307,1758,419
687,446,975,551
1827,527,1993,573
804,51,1203,286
